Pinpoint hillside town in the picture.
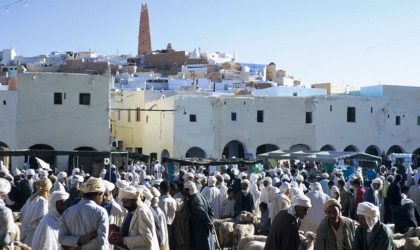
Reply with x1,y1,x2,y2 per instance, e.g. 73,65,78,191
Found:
0,2,420,250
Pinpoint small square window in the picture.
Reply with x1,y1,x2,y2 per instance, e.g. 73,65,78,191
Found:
2,100,6,105
231,112,237,121
54,92,63,105
417,116,420,126
293,92,298,96
117,110,121,120
257,110,264,123
347,107,356,123
306,112,312,124
128,110,131,122
136,108,141,122
371,107,373,113
396,116,401,125
190,114,197,122
330,105,332,112
79,93,91,105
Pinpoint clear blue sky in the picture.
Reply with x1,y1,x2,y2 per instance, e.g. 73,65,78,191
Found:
2,0,420,87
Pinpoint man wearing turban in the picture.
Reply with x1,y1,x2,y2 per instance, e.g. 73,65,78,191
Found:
201,176,221,219
264,194,312,250
270,182,291,222
234,179,255,216
59,177,110,249
300,182,330,233
20,178,52,246
352,202,394,250
314,198,356,250
32,190,69,250
109,186,160,250
184,180,215,250
0,178,16,248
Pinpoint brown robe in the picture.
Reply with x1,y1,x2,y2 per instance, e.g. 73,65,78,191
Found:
173,193,190,250
264,210,300,250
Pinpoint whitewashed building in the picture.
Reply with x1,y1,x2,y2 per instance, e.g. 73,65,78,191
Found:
111,85,420,162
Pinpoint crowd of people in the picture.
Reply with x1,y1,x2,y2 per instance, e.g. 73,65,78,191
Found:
0,159,419,250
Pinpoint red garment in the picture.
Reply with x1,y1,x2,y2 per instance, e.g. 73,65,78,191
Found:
354,186,366,209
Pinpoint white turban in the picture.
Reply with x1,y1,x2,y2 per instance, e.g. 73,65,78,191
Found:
72,168,80,175
292,194,312,208
279,182,291,194
238,172,247,179
26,169,35,176
38,169,48,179
116,179,129,189
222,173,230,181
264,177,272,185
70,175,84,185
125,173,133,181
241,179,250,185
183,173,194,180
103,180,115,193
57,172,67,180
321,172,329,179
212,171,220,176
401,194,414,206
0,178,11,195
152,178,163,186
150,187,161,197
296,174,304,182
281,175,290,182
13,168,22,177
250,173,259,183
81,177,105,194
208,176,217,186
142,188,153,201
232,169,239,176
120,186,142,201
48,191,69,217
184,181,198,195
356,202,379,232
310,182,322,191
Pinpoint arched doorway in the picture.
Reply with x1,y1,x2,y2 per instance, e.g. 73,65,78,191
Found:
256,144,279,155
413,148,420,167
186,147,207,158
289,144,310,152
320,144,336,151
0,142,10,169
344,145,359,152
28,144,55,169
69,146,98,175
365,145,381,156
386,145,405,155
223,140,246,158
161,149,170,162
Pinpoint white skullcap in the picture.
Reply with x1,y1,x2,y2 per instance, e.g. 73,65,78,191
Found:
183,172,194,180
144,175,152,181
111,165,117,169
356,202,379,232
13,168,22,176
401,194,414,206
279,182,291,193
120,186,142,200
238,172,247,179
57,172,67,179
310,182,322,191
81,177,105,193
292,194,312,208
213,171,220,176
125,173,133,181
296,174,304,181
103,180,115,192
321,172,329,179
115,179,129,189
184,181,198,195
208,176,217,186
241,179,250,185
222,173,230,181
26,169,35,176
72,168,80,175
0,178,11,195
38,169,48,179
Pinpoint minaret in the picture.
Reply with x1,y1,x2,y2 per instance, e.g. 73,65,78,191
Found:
138,3,152,56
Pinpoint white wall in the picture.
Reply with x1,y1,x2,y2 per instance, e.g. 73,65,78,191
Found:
16,72,111,151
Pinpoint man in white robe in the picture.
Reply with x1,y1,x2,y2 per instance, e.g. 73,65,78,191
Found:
0,178,16,248
31,191,69,250
20,178,52,246
109,186,160,250
300,182,330,232
249,173,261,216
216,174,228,210
201,176,221,218
158,180,177,250
59,178,109,250
260,177,279,214
270,182,291,221
103,180,125,227
51,171,67,192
